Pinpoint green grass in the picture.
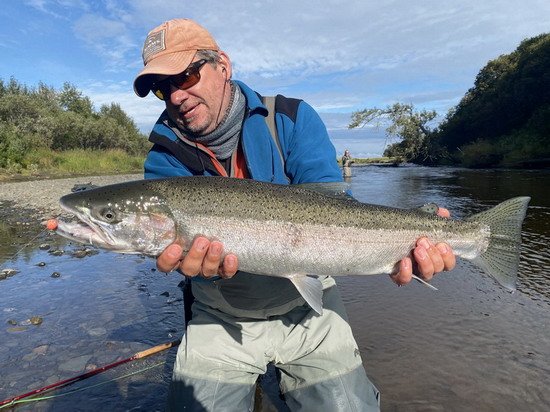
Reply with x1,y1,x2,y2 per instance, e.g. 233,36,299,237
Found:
338,156,403,165
0,148,144,180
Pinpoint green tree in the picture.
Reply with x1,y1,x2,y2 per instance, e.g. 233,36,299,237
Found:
0,77,150,171
57,82,94,117
349,103,437,162
436,32,550,166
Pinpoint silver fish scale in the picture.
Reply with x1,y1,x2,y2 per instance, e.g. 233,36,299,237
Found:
148,176,483,234
172,211,489,278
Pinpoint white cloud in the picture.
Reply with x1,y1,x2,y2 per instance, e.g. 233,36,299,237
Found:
72,14,139,72
16,0,549,133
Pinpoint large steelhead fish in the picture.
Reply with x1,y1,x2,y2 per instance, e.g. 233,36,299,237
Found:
55,176,530,314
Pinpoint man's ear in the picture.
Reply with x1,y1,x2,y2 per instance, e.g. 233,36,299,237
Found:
218,51,232,80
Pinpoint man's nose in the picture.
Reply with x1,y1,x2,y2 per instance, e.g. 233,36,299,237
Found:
169,86,190,106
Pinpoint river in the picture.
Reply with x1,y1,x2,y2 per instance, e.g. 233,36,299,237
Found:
0,166,549,411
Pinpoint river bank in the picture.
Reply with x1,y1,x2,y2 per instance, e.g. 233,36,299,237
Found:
0,173,142,225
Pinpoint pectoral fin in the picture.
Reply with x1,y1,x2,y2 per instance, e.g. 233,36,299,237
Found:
288,274,324,315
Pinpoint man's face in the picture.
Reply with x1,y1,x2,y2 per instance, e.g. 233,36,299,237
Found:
162,53,231,136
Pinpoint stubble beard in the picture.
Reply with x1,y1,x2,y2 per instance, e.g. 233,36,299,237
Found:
171,103,215,136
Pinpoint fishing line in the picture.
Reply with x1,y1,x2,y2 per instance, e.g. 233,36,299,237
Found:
7,225,53,261
411,274,438,290
0,340,180,408
0,362,164,409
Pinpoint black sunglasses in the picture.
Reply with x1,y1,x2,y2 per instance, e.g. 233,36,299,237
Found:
151,59,208,100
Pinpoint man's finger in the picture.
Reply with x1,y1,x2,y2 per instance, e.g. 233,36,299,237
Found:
201,241,223,278
436,243,456,271
423,239,445,273
414,239,435,280
157,243,184,273
179,237,210,277
220,254,239,278
389,257,413,286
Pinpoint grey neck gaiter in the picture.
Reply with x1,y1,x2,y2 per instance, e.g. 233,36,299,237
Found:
191,82,246,160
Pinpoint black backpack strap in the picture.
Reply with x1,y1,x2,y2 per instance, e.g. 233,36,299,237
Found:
260,94,302,182
261,95,286,172
149,129,221,176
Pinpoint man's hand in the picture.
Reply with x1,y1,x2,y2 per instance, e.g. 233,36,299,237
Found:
390,207,456,286
156,237,239,279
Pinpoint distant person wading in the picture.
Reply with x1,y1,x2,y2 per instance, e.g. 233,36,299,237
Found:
342,149,354,177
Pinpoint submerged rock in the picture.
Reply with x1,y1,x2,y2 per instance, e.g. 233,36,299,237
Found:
0,268,18,280
87,327,107,337
7,326,28,333
71,249,88,258
33,345,49,355
29,316,43,325
58,354,92,373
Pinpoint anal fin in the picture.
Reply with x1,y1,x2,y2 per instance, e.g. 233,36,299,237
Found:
288,274,324,315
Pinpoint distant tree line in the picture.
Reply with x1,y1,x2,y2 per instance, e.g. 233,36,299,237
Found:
0,78,150,169
350,33,550,168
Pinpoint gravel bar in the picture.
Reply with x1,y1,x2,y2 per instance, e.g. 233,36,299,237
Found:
0,174,142,223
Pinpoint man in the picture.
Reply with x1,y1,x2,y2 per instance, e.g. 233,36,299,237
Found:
342,149,354,178
134,18,455,411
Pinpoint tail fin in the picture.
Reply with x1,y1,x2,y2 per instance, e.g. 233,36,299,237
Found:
467,197,530,290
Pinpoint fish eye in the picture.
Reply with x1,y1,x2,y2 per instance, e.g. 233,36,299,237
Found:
99,207,120,223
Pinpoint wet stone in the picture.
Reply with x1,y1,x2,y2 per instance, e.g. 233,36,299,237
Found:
85,248,99,256
29,316,43,325
22,352,38,362
101,310,115,323
51,272,61,278
7,326,28,333
86,363,98,371
45,374,61,386
33,344,49,355
0,268,18,280
37,261,46,267
48,249,64,256
71,249,88,258
58,354,92,372
87,327,107,337
105,341,117,350
7,319,17,326
39,243,51,250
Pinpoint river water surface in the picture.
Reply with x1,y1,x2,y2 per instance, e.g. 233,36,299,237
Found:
0,166,549,411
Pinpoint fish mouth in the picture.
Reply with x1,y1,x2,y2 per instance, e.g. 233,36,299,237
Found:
56,204,128,251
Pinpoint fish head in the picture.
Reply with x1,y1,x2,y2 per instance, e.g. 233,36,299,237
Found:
56,183,177,256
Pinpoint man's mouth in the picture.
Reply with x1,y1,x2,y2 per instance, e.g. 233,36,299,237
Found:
182,103,200,120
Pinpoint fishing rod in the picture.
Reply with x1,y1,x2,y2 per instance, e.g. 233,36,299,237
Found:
0,339,180,408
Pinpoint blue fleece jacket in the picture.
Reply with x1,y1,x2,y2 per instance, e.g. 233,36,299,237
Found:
144,80,342,184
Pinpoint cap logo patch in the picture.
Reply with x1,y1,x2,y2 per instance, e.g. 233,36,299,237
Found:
142,30,165,63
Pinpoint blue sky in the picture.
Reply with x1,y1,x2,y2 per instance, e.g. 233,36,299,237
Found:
1,1,549,157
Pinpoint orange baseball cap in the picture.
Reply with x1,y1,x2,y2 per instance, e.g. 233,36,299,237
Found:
133,19,219,97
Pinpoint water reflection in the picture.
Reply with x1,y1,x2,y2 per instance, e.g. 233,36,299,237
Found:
350,165,550,302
